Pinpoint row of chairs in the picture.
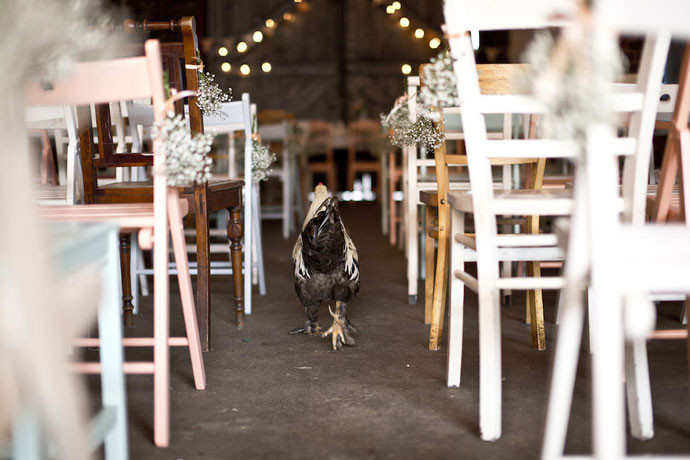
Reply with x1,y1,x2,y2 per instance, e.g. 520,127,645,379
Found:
385,0,690,457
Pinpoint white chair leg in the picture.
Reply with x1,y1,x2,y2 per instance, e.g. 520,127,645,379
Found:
252,184,267,295
137,243,149,297
130,237,139,315
99,230,128,460
590,288,626,459
282,150,290,239
625,338,654,440
407,200,418,304
477,277,502,441
12,406,41,460
446,210,466,387
587,287,597,354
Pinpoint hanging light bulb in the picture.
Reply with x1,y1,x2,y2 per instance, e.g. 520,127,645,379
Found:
262,62,272,73
218,46,228,56
401,63,412,75
240,64,251,75
221,62,231,73
414,28,424,39
399,17,409,27
265,18,275,28
253,31,263,42
283,12,294,21
236,41,248,53
392,1,401,9
429,37,441,49
386,5,394,14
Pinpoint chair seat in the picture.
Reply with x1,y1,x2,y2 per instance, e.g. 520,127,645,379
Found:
420,190,438,207
448,188,575,216
33,184,69,204
38,203,161,232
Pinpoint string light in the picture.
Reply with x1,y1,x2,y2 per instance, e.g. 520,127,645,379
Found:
240,64,251,75
294,0,302,2
236,41,248,53
386,5,394,14
399,17,409,27
283,12,294,21
429,37,441,49
221,62,231,73
265,18,275,28
218,46,228,56
392,1,401,9
262,62,272,73
253,31,263,42
401,64,412,75
414,28,424,39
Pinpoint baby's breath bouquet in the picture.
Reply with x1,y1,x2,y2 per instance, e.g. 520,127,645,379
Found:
381,95,445,149
523,26,624,149
418,50,460,118
196,69,232,118
252,140,277,182
154,114,214,186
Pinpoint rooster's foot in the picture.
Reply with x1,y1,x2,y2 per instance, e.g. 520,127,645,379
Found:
321,306,356,350
289,321,323,336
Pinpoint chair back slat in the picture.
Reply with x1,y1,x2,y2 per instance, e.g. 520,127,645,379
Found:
25,56,153,106
443,0,574,32
596,0,690,39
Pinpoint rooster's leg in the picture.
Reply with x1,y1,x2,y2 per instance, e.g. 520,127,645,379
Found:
321,301,356,350
290,304,323,335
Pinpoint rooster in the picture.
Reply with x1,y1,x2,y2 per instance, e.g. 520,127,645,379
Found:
291,184,359,350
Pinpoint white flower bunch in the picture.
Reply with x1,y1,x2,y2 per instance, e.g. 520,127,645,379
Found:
196,70,232,118
381,96,445,149
154,114,214,186
524,29,624,149
418,50,460,116
252,140,277,182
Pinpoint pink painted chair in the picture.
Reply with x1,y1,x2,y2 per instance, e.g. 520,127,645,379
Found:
25,39,205,448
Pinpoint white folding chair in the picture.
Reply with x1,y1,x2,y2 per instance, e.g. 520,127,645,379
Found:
25,105,82,205
542,0,690,458
259,119,295,239
127,94,265,313
443,0,578,441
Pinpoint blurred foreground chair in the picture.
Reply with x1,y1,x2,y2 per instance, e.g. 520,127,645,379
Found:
27,40,206,448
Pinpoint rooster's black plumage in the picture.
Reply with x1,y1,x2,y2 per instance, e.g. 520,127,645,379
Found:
291,185,359,349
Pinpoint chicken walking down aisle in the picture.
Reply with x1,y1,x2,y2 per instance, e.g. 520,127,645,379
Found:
290,184,360,350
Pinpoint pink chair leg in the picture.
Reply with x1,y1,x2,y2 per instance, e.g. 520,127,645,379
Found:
168,189,206,390
153,196,170,448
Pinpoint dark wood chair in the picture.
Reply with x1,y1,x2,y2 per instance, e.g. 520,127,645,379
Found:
81,17,245,351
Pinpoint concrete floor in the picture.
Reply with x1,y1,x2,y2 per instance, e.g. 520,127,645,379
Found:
102,202,690,459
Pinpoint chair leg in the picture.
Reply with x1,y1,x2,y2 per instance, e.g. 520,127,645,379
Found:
527,262,546,351
153,196,170,449
119,233,134,327
447,210,465,387
168,189,206,389
424,206,436,325
252,186,267,296
477,277,502,441
100,230,128,460
282,151,290,239
540,280,586,460
407,200,419,305
194,185,211,352
228,207,245,327
429,222,448,351
130,238,139,316
625,338,654,440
